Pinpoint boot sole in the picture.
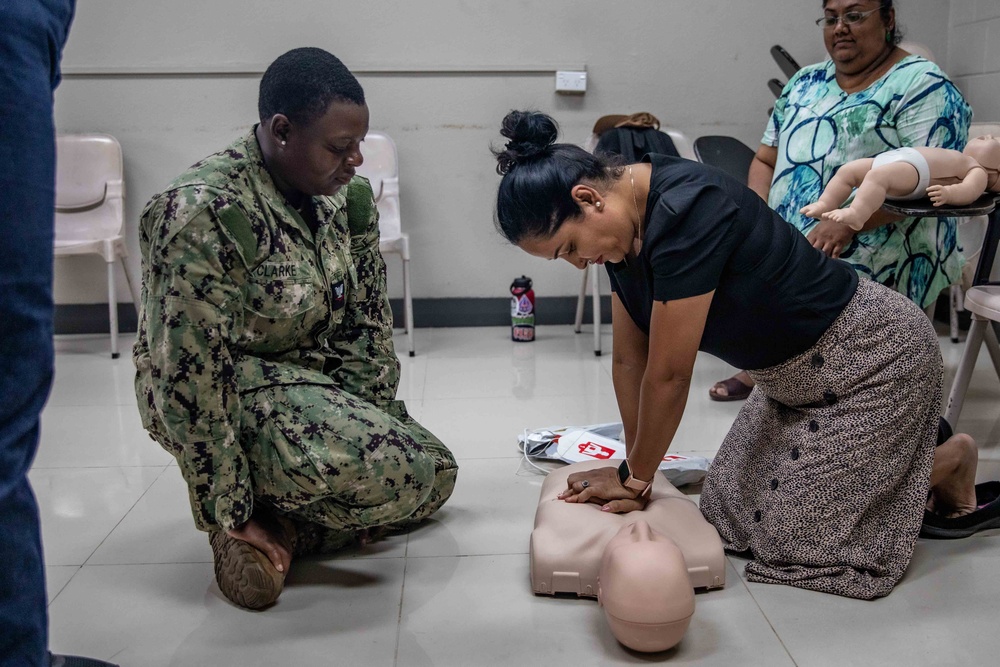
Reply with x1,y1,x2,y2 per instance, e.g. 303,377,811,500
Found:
209,531,284,610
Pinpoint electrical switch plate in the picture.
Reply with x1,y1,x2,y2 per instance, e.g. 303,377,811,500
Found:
556,70,587,94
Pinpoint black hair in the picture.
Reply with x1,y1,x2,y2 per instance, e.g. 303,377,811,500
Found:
258,47,365,125
493,111,621,244
822,0,904,45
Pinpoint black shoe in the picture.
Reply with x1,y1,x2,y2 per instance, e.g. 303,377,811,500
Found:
921,481,1000,539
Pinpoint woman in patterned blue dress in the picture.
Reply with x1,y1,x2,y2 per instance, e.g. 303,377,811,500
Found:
710,0,972,401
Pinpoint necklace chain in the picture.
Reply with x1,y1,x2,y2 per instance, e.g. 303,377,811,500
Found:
629,165,643,239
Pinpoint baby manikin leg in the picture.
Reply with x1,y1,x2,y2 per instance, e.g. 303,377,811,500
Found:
800,158,874,222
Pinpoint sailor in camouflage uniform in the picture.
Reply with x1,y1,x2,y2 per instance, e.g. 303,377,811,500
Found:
133,48,457,609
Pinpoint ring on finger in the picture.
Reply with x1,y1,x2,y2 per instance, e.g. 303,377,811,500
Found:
581,480,590,488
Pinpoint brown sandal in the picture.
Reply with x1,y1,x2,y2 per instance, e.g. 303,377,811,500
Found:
709,376,753,402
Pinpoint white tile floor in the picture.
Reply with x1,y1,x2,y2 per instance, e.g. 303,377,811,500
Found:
36,324,1000,666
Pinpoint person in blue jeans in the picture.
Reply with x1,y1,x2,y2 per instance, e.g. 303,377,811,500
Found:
0,2,115,665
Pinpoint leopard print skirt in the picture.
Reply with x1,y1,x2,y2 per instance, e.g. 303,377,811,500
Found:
699,278,942,600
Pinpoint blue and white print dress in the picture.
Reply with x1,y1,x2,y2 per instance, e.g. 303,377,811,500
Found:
765,55,973,308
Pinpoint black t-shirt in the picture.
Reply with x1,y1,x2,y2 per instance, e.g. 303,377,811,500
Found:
608,155,858,370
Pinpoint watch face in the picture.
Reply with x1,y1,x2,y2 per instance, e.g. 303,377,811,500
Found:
617,459,630,485
618,458,650,491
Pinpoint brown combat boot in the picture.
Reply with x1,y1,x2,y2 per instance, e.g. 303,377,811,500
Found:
209,530,285,610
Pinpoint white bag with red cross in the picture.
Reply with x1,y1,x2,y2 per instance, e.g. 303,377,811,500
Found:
518,424,710,487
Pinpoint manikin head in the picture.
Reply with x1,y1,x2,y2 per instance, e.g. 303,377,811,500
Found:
964,135,1000,192
598,520,695,653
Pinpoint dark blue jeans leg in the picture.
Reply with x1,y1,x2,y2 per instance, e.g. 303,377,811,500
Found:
0,1,75,665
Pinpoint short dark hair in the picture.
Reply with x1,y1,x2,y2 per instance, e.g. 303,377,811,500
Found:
492,110,622,244
258,47,365,125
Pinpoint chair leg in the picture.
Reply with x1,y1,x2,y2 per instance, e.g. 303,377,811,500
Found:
944,318,986,429
949,284,961,343
590,264,601,356
574,266,588,334
983,321,1000,383
121,255,140,313
402,256,414,357
107,261,119,359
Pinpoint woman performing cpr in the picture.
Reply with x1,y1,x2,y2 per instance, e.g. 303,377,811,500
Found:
491,110,994,600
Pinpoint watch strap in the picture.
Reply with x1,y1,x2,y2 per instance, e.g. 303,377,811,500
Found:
617,458,652,494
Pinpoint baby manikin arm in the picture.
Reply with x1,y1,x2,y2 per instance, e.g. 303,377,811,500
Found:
529,460,725,597
927,166,991,207
599,520,695,652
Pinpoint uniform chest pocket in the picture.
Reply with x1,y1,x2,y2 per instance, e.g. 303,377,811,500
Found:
244,262,320,320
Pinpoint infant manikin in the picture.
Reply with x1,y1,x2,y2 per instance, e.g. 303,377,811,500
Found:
530,461,725,653
801,134,1000,230
598,521,695,652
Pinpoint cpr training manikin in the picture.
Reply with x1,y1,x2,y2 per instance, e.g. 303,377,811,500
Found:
530,460,726,652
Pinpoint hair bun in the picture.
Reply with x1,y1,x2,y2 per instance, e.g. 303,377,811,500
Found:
495,111,559,175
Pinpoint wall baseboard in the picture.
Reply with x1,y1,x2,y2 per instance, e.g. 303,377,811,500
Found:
53,296,614,335
55,304,140,335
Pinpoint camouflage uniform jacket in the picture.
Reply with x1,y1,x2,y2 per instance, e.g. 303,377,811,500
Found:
133,129,400,532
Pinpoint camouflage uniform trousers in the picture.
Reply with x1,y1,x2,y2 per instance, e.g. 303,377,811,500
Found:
240,382,457,556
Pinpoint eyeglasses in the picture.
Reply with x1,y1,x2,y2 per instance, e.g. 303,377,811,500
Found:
815,8,879,29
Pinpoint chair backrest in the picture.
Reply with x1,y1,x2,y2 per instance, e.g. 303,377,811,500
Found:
355,131,402,240
899,41,936,62
693,135,756,184
970,122,1000,140
54,134,125,241
770,45,800,79
596,126,680,163
662,128,697,162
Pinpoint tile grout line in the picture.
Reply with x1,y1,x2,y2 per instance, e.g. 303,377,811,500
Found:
732,558,799,667
77,464,173,568
392,485,415,667
393,550,410,667
45,565,82,608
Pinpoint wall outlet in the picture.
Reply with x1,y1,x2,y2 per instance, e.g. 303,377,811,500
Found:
555,70,587,94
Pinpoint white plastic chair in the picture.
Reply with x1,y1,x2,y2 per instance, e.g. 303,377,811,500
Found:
576,128,696,356
944,284,1000,427
898,41,936,63
54,134,138,359
356,131,414,356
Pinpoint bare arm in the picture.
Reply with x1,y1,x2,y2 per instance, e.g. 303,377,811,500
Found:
748,144,777,201
561,291,713,512
610,292,649,449
628,291,714,481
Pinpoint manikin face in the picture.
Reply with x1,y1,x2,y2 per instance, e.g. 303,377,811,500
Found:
821,0,893,74
517,189,636,268
273,100,370,198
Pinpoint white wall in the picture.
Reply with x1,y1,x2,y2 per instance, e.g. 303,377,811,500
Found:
949,0,1000,122
53,0,965,306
